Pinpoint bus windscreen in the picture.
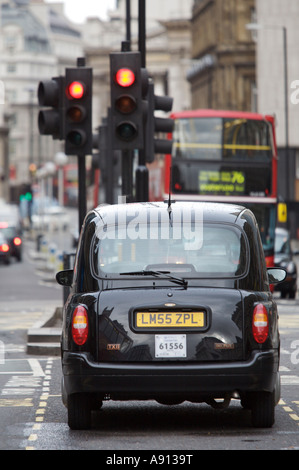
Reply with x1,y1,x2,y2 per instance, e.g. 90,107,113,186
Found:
172,117,273,196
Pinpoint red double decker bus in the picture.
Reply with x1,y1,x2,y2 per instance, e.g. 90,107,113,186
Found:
148,109,278,267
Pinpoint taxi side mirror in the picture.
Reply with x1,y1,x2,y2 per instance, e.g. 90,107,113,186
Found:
267,267,287,284
56,269,73,287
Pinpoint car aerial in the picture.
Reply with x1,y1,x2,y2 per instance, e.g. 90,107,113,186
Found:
0,231,11,265
56,201,286,430
0,222,22,262
274,227,298,299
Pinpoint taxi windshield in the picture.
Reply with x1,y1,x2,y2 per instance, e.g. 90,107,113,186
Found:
92,222,247,279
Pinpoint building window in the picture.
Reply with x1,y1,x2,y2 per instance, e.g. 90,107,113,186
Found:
7,63,16,74
6,90,17,103
5,35,17,52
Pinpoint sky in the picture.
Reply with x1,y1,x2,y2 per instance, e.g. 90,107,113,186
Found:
45,0,117,24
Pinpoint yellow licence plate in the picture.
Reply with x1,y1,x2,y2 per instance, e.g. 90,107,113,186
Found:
136,311,205,328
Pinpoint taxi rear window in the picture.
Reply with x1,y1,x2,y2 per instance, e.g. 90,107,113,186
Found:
92,221,247,279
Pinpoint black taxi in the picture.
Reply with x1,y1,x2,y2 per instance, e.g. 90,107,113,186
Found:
56,201,286,429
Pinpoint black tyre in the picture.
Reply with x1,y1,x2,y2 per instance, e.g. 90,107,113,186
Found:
67,393,92,430
251,391,275,428
289,289,296,299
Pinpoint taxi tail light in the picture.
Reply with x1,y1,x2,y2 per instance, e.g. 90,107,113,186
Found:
252,304,269,344
0,243,9,252
71,306,89,346
13,237,22,246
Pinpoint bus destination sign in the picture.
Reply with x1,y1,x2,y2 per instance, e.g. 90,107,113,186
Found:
199,170,245,195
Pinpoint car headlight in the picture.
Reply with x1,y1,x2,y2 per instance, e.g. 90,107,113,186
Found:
281,261,297,274
286,262,296,274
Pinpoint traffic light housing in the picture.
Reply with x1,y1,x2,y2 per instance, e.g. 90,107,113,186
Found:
38,76,64,139
145,81,174,163
64,67,92,156
110,51,146,150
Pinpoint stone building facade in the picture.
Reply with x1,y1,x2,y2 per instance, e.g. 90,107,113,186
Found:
188,0,256,111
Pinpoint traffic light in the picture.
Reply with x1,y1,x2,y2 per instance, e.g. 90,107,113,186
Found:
38,76,64,139
64,67,92,156
145,81,174,163
19,184,32,202
110,51,147,150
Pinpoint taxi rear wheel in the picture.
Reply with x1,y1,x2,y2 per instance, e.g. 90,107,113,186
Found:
67,393,92,430
250,391,275,428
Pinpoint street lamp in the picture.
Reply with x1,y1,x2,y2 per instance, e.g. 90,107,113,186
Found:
246,23,289,202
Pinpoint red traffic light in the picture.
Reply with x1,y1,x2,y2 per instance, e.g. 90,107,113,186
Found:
115,68,135,87
110,51,144,150
67,81,85,99
64,67,92,155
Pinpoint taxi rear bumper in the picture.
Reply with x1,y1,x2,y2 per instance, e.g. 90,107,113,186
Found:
62,349,279,401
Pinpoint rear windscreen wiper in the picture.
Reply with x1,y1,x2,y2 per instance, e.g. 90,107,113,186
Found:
120,270,188,287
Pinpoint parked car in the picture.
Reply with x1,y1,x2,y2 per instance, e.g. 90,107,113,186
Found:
0,232,11,265
0,222,22,262
274,227,298,299
56,201,286,430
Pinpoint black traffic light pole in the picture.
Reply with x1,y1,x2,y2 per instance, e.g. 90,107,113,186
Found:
77,57,87,233
106,109,114,204
138,0,146,69
76,58,87,231
135,0,149,202
78,154,86,230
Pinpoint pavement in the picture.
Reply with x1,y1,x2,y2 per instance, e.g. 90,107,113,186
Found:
26,238,64,356
26,306,62,356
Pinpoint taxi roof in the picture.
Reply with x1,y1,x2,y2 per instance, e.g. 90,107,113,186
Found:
92,201,252,227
